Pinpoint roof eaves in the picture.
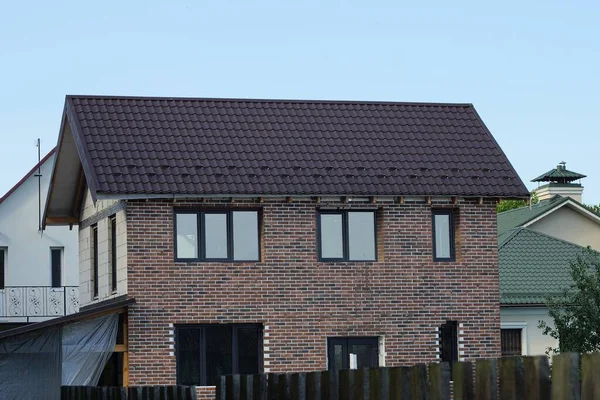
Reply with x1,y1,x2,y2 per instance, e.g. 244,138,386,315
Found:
0,147,56,205
468,106,529,198
65,96,101,203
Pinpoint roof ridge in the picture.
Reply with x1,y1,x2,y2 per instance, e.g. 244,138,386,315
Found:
0,148,56,205
65,94,473,108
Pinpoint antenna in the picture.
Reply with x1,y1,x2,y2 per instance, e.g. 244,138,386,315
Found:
35,139,41,231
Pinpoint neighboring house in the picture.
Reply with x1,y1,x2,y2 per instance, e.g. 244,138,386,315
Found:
0,149,79,330
499,163,600,356
40,96,527,398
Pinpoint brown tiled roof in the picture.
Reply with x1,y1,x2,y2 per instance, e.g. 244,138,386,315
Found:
65,95,528,198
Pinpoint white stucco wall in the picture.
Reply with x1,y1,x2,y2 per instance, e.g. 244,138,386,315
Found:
500,306,558,356
528,205,600,251
0,154,78,287
78,189,127,307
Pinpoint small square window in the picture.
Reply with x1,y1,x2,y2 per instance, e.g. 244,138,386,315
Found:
327,337,379,371
318,210,376,262
432,210,455,261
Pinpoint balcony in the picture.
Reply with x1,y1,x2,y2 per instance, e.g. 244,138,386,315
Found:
0,286,80,322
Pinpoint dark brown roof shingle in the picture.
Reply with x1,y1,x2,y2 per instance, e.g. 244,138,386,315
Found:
65,96,528,197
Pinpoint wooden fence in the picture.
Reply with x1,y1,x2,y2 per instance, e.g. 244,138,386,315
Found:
215,352,600,399
61,385,197,400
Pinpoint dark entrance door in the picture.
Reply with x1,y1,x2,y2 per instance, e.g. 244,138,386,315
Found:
327,337,379,371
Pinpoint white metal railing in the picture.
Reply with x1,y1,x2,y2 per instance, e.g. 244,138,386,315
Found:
0,286,80,318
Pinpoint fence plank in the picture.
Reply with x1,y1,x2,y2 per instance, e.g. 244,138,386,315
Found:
409,364,428,400
339,370,353,400
523,356,551,400
216,378,227,400
552,353,580,400
291,373,307,400
321,370,338,400
278,373,293,399
267,374,280,400
241,375,254,400
356,369,369,400
306,371,321,400
389,366,410,400
582,353,600,400
226,375,241,400
253,374,268,400
369,368,389,400
475,359,498,400
429,362,450,400
499,356,524,400
452,361,474,400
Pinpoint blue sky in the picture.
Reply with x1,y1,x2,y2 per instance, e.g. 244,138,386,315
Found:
1,0,598,203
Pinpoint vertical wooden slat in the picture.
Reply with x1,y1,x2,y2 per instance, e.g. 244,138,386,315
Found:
291,373,307,400
278,374,293,399
240,375,253,400
429,362,451,400
321,370,338,400
475,359,498,400
267,374,280,400
582,353,600,400
369,368,389,400
523,356,551,400
216,377,227,400
355,369,369,400
499,357,525,400
452,361,474,400
339,370,353,400
253,374,268,400
227,375,241,400
389,366,410,400
552,353,581,400
306,371,322,400
409,364,428,400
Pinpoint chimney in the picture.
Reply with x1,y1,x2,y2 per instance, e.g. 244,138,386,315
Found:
532,162,586,202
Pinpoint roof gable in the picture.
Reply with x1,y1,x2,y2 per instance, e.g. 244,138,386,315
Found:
49,96,529,208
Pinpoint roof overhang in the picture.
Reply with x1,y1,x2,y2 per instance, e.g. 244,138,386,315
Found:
0,296,135,340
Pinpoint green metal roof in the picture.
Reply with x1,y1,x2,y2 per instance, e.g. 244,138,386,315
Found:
532,163,586,183
497,195,569,236
499,228,585,305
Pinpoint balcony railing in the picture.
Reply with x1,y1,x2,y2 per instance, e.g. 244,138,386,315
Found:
0,286,80,319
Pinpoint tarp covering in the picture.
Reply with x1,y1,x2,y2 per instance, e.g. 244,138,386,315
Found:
62,314,119,386
0,314,118,400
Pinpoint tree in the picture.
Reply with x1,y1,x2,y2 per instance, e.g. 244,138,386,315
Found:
539,248,600,354
584,204,600,215
497,191,539,213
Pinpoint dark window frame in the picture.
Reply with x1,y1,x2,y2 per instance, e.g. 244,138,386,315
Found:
432,210,456,262
0,248,5,289
175,324,263,386
174,209,261,263
110,216,118,292
440,320,459,365
501,328,523,356
50,247,63,288
91,224,98,298
317,210,377,262
327,336,379,371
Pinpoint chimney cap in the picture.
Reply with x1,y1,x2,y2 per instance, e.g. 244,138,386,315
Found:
532,162,586,183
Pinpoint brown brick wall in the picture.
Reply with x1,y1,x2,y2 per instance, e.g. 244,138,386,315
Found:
125,198,500,399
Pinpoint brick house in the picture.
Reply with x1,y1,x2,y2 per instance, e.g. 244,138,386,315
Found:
43,96,528,398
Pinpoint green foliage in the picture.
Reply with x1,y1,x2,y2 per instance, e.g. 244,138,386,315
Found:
497,192,539,213
584,204,600,215
539,248,600,354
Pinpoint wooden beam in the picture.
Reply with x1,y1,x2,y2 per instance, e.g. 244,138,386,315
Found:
426,196,432,205
343,196,349,204
370,196,376,204
286,196,292,203
114,344,127,353
397,196,405,204
452,197,458,205
478,197,483,205
315,196,321,203
45,216,79,225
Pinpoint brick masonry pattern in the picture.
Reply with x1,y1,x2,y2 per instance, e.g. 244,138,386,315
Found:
125,198,500,399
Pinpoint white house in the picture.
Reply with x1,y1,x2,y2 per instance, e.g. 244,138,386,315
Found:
0,148,79,329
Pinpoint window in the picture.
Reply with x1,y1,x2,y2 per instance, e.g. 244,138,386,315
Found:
0,248,5,289
432,210,455,261
327,337,379,371
109,216,117,292
318,211,376,261
176,324,262,386
174,210,260,262
501,328,523,356
50,248,63,288
440,321,458,364
91,225,98,298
